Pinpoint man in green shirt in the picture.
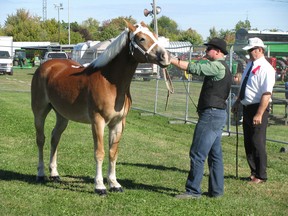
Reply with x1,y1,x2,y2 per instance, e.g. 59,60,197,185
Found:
170,38,232,198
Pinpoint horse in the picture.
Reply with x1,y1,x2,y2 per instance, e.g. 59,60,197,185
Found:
31,20,170,195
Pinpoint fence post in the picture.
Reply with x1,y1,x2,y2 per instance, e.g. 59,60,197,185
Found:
226,46,235,135
185,45,193,123
285,82,288,99
185,80,190,122
154,67,160,114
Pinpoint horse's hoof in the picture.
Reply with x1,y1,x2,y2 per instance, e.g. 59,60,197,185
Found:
49,176,61,183
95,189,107,196
36,176,46,183
110,187,124,193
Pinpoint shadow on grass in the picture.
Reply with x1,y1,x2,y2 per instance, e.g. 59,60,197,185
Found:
1,163,244,196
0,160,251,195
0,169,36,183
0,167,179,196
118,162,187,173
119,162,246,180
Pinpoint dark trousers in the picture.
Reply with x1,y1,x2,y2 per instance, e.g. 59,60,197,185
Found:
242,103,269,180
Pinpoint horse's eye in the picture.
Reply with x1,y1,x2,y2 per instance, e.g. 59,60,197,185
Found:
140,38,145,43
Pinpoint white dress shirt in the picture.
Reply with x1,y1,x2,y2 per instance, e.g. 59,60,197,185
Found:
240,56,275,106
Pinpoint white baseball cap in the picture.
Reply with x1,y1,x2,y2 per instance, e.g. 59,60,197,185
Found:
242,37,266,50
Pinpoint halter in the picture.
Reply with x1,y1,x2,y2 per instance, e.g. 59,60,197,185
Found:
129,25,159,57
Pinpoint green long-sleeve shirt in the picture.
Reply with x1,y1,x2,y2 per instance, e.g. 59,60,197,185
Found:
187,58,226,81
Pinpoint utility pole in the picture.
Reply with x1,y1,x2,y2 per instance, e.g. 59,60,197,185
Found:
152,0,158,36
144,0,161,37
54,3,64,44
68,0,70,45
42,0,47,21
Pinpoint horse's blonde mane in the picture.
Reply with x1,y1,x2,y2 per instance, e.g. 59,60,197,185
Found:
90,29,129,68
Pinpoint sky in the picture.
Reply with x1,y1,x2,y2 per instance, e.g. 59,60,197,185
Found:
1,0,287,39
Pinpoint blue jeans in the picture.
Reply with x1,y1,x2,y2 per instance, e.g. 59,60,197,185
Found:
185,108,226,197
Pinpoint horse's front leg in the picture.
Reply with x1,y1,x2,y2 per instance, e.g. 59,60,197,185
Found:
92,116,107,195
107,119,125,192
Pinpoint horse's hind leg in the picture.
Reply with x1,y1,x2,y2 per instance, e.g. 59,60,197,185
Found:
33,104,52,182
49,111,69,182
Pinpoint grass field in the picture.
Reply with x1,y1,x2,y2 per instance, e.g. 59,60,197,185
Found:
0,69,287,215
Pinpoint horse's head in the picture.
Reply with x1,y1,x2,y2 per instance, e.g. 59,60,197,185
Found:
126,20,171,68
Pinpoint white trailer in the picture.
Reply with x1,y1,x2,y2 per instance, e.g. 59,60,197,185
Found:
72,41,100,65
0,36,13,75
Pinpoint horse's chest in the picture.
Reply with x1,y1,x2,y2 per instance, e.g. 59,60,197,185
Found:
89,84,131,113
96,95,131,120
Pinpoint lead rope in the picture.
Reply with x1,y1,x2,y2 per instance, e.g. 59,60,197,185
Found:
171,53,198,111
235,111,239,179
162,68,174,111
162,68,199,111
182,79,198,110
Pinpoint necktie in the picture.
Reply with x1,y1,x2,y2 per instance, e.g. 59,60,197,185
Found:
239,62,253,100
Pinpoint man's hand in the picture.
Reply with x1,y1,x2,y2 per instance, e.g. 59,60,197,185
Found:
231,99,240,114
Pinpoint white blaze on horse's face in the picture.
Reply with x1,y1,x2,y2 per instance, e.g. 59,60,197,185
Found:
129,24,170,67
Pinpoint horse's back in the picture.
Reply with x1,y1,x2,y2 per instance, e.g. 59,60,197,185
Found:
33,59,84,79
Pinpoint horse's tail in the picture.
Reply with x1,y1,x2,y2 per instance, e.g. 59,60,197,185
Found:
31,64,51,115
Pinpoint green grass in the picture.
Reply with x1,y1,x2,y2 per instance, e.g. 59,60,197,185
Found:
0,69,287,215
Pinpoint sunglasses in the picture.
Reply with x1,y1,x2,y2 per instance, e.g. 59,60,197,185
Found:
206,46,217,52
247,47,259,53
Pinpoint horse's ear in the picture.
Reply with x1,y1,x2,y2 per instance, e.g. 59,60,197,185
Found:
140,21,147,28
124,19,136,32
123,19,129,26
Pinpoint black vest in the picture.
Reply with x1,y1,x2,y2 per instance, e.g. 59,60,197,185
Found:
197,60,232,112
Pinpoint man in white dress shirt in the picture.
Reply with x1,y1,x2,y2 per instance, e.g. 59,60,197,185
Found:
232,37,275,184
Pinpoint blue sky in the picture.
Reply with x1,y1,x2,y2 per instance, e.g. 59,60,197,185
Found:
1,0,287,39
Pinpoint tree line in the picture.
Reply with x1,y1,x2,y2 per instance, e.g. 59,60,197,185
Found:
0,8,263,45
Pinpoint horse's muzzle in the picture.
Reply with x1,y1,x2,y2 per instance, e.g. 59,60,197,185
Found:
157,50,171,68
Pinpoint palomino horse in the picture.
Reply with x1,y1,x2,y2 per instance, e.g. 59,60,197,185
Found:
31,20,170,195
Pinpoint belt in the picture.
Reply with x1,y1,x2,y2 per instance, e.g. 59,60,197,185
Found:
198,107,225,112
243,103,270,112
243,103,260,108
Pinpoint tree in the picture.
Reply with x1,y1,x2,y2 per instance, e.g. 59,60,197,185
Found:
152,16,180,40
207,27,235,45
178,28,203,45
40,19,59,42
82,18,100,30
97,16,137,41
207,27,219,42
81,18,100,40
60,20,85,44
0,25,4,36
3,9,43,41
69,31,85,44
219,29,235,45
1,8,277,48
269,28,282,32
235,20,251,31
